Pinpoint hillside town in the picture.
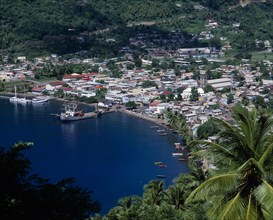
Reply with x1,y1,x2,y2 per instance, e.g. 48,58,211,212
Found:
1,45,273,141
2,1,273,218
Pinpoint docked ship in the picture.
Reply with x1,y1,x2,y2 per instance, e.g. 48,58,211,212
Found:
32,96,49,104
60,102,96,121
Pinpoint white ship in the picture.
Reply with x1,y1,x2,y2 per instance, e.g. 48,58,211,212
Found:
60,103,84,121
32,96,49,104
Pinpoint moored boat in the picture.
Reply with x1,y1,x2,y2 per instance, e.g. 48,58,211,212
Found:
9,86,31,103
60,103,84,121
32,96,49,104
156,175,166,178
172,153,183,156
9,86,18,102
17,98,32,104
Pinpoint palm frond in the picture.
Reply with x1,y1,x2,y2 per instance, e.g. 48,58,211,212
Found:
215,117,258,158
218,192,247,220
186,173,239,203
206,195,226,218
245,193,258,220
237,158,265,176
261,208,271,220
189,140,234,156
258,143,273,167
254,180,273,213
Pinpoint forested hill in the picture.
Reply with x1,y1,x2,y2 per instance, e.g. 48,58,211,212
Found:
0,0,124,55
1,0,272,56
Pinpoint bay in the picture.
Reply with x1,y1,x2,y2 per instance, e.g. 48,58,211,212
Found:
0,97,189,214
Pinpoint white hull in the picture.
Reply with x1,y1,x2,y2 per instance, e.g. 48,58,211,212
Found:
32,96,48,104
9,97,20,102
9,86,31,103
60,114,85,121
10,97,31,103
172,153,183,156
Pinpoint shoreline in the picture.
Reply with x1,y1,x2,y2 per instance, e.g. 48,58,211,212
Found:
118,109,171,130
0,92,171,129
0,92,178,137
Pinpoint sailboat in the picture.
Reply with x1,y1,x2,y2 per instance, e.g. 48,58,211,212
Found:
9,86,31,103
9,86,19,102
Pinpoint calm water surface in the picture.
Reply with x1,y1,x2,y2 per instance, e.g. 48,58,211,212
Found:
0,97,189,213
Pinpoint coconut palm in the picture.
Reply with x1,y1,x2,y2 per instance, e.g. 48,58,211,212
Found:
165,185,185,210
143,180,165,206
165,109,178,130
106,196,142,220
186,105,273,219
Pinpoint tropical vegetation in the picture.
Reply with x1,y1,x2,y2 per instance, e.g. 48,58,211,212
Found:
89,105,273,219
187,105,273,219
0,142,100,219
1,0,272,57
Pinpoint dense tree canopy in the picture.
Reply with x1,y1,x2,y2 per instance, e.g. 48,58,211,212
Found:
1,0,273,56
188,105,273,219
0,142,100,219
196,118,220,139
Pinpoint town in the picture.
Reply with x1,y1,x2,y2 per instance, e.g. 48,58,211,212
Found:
2,1,273,218
1,29,273,135
1,33,273,139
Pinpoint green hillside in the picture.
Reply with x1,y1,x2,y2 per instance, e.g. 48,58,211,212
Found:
0,0,272,57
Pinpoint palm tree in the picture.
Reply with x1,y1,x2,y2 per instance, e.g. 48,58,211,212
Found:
165,109,177,130
143,180,165,206
106,196,142,220
165,185,185,210
186,105,273,219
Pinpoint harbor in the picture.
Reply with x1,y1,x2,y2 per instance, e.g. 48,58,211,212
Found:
0,98,189,214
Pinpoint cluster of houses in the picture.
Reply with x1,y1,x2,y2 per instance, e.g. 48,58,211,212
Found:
1,48,273,143
1,52,273,173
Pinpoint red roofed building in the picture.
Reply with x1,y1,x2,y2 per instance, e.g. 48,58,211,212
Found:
32,87,45,95
94,85,105,89
62,74,83,81
60,87,73,91
149,101,161,107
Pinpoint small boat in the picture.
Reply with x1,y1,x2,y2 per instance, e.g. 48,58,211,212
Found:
172,153,183,156
156,175,166,178
32,96,49,104
159,133,167,136
157,129,165,133
178,158,186,161
154,162,167,167
158,164,167,168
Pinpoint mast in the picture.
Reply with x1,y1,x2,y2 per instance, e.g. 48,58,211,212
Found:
14,85,17,98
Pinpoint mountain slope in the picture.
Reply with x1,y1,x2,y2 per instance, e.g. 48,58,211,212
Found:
0,0,272,56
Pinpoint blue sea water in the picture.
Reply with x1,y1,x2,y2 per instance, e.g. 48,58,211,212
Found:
0,97,189,214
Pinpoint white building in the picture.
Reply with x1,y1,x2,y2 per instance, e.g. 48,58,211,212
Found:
181,87,204,100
